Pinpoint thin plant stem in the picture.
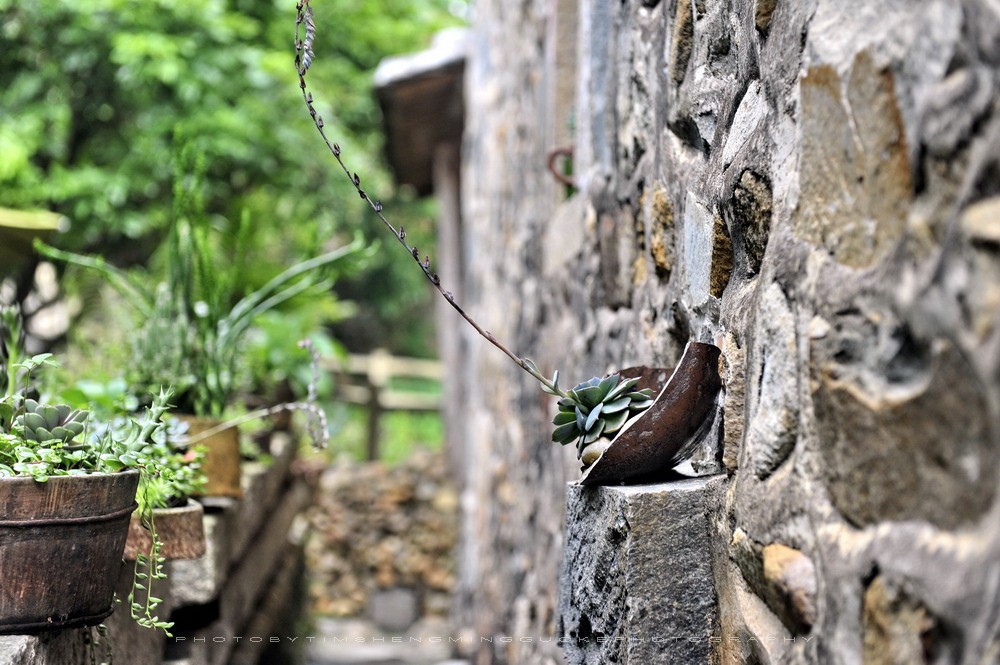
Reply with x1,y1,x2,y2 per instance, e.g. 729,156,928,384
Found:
293,1,565,398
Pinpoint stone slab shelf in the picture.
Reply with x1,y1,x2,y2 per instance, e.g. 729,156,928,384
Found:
0,430,312,665
559,476,726,665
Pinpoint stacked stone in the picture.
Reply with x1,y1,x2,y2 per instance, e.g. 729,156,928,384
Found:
305,450,459,622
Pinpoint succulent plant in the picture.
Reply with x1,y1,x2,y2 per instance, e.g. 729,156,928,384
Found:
14,399,88,444
547,374,654,449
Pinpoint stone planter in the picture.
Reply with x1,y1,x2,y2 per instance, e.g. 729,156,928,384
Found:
124,498,206,561
177,415,242,498
0,470,139,634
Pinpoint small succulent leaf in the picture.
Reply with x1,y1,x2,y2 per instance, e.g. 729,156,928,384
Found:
50,426,74,441
602,409,630,434
39,405,59,428
597,374,619,400
540,384,559,396
557,398,576,410
523,358,539,373
552,422,579,444
64,422,84,436
583,419,606,444
570,377,599,392
585,402,604,431
574,385,605,408
33,427,53,441
552,411,576,426
629,398,655,410
575,407,587,433
551,370,559,391
606,377,640,400
23,413,46,430
25,399,38,412
601,397,631,414
626,391,653,401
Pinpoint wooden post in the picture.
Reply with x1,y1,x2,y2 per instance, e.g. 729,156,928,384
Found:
365,349,392,461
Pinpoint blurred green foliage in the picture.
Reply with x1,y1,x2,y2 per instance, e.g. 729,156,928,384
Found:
324,404,443,465
0,0,463,357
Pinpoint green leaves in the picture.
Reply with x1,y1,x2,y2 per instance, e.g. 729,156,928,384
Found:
550,372,655,449
13,399,88,444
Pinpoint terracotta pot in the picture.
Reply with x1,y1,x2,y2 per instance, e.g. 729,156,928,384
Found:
125,498,206,561
0,470,139,634
579,341,723,486
177,414,242,498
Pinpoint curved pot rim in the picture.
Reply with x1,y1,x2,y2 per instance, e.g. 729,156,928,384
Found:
0,468,140,483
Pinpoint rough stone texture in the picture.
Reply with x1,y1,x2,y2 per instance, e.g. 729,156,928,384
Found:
0,633,89,665
168,432,298,608
456,0,1000,663
862,575,938,665
762,543,817,630
559,477,725,665
306,450,458,620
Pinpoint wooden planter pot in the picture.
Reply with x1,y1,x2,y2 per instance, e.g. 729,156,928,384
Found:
177,415,242,498
0,470,139,634
124,499,206,561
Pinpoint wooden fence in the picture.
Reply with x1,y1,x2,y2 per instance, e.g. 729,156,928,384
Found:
329,349,443,460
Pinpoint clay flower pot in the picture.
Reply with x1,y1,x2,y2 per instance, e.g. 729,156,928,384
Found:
124,498,206,561
0,470,139,634
177,415,242,498
579,341,722,486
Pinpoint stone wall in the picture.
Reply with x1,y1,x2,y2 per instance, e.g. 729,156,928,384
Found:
455,0,1000,664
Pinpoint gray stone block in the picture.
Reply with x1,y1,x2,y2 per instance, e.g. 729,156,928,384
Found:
171,433,298,608
369,588,420,632
559,476,725,665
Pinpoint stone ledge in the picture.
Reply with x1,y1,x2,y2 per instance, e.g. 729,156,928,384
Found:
559,476,726,665
170,433,297,608
165,478,314,665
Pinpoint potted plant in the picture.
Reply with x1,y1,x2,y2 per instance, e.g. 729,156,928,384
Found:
293,2,722,484
37,148,361,497
121,421,207,561
0,305,174,635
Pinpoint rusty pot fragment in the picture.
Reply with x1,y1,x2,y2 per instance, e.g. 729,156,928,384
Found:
579,341,722,486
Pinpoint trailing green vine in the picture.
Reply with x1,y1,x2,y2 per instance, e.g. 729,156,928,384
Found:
128,480,172,634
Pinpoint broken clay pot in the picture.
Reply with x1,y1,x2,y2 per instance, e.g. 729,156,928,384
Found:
579,341,722,486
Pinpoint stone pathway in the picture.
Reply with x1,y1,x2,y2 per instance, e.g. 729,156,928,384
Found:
305,618,467,665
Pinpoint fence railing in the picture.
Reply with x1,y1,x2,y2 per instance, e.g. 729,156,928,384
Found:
328,349,443,460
